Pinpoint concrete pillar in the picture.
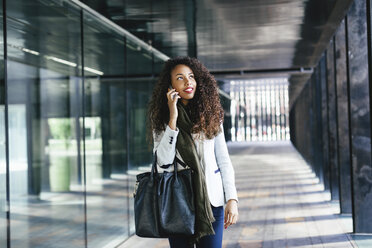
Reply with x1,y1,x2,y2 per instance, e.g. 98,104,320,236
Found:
326,39,340,201
334,19,352,214
311,59,325,187
320,55,331,191
346,0,372,232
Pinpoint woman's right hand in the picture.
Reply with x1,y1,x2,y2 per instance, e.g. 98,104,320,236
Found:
167,88,180,130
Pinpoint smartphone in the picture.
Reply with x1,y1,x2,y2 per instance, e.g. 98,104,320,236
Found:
169,84,178,99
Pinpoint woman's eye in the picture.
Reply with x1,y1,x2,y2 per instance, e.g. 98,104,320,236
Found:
189,75,194,79
177,76,183,80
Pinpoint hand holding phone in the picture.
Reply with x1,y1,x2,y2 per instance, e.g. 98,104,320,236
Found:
167,84,179,130
169,85,174,99
168,85,180,100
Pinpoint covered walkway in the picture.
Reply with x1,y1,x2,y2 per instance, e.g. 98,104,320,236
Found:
2,1,372,247
121,141,364,248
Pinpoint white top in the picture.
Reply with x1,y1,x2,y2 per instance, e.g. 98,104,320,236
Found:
153,124,238,207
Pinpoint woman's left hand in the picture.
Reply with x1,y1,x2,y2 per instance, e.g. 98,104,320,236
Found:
224,199,238,229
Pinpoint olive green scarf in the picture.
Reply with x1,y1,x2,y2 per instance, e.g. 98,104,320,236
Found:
176,102,215,243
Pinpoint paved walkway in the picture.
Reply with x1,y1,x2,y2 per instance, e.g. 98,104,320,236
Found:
119,141,358,248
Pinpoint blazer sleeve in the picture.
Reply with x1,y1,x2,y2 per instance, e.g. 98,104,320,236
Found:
214,124,238,202
153,125,179,167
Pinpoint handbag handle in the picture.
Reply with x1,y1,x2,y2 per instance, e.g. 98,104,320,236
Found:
175,157,187,168
152,151,181,179
173,158,178,180
151,152,159,178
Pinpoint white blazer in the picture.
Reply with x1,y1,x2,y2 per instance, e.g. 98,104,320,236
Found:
153,124,238,207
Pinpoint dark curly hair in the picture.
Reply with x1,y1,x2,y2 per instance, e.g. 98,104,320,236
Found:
147,56,224,141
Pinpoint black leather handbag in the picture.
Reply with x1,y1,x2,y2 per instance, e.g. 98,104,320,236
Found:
134,153,195,238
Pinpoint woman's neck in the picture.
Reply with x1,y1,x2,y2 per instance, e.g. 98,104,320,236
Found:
181,99,189,106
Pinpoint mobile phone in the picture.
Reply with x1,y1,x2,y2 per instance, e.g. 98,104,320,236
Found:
169,84,178,99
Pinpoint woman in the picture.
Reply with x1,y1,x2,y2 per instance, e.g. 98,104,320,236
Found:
147,56,238,248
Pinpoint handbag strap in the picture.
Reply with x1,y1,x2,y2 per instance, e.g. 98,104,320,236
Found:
151,152,159,176
154,150,188,169
152,151,180,174
152,152,190,180
175,157,188,168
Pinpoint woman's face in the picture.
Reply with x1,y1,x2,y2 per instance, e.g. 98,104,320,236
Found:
170,64,197,105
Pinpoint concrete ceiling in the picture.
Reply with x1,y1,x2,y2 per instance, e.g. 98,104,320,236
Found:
82,0,354,108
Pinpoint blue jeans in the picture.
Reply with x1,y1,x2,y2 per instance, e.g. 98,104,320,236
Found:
168,205,224,248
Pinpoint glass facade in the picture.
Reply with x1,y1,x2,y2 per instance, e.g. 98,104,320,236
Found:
0,0,164,247
0,1,5,247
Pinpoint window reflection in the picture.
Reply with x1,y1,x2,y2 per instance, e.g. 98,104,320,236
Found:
7,0,85,246
0,108,5,248
127,79,153,169
0,0,6,245
1,0,163,247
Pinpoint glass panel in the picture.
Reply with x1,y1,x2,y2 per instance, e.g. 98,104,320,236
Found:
126,77,154,234
83,10,129,248
153,55,165,74
126,39,153,76
7,0,85,247
0,0,6,246
127,79,153,169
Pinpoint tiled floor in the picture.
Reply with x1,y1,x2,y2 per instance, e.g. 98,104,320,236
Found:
120,141,361,248
6,177,132,248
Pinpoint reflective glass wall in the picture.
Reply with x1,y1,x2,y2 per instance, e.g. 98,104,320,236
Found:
1,0,164,247
7,2,85,247
0,1,6,247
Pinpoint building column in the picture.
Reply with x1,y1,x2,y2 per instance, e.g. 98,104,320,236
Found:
334,19,352,214
320,55,331,191
346,0,372,232
326,39,340,201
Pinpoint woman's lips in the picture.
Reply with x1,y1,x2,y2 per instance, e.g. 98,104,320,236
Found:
184,87,194,93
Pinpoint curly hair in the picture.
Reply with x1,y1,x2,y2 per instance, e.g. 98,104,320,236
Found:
147,56,224,141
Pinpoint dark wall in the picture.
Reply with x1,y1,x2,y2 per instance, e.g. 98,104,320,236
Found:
347,0,372,232
290,57,324,182
290,0,372,233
